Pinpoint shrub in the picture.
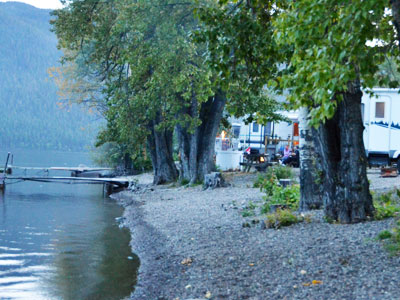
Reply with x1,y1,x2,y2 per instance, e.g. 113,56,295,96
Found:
378,230,392,240
264,209,301,229
253,166,293,189
378,225,400,255
262,184,300,213
373,190,400,220
241,201,258,218
254,166,295,199
374,202,400,220
272,165,294,180
242,210,255,217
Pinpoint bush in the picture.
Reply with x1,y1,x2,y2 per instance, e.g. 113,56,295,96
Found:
374,202,400,220
254,172,278,196
262,184,300,213
264,209,301,229
254,165,294,186
378,230,392,240
373,190,400,220
375,190,400,255
272,165,295,180
378,225,400,255
254,165,294,197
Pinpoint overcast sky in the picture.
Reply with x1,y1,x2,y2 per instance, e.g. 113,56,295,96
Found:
0,0,63,9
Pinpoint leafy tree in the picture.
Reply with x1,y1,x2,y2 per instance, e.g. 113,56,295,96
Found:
199,0,400,223
52,0,229,184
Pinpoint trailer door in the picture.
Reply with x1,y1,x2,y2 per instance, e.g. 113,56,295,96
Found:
369,96,391,153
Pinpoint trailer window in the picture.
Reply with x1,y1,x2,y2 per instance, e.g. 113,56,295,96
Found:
252,122,259,133
375,102,385,118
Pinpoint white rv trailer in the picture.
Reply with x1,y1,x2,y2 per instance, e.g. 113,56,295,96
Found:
362,88,400,170
237,111,299,154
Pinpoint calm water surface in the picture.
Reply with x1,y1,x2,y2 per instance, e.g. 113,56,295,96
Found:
0,150,139,300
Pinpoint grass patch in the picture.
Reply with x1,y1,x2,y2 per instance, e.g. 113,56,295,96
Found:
377,230,392,240
378,224,400,256
263,209,302,229
374,190,400,255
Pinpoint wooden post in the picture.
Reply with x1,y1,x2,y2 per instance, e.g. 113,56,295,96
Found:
103,183,114,195
1,153,10,190
0,174,4,190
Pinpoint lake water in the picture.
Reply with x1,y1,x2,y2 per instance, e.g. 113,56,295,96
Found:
0,150,139,300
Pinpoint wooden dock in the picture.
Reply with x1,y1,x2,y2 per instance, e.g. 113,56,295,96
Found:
6,176,130,187
1,153,129,194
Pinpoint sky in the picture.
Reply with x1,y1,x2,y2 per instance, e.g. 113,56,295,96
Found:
0,0,63,9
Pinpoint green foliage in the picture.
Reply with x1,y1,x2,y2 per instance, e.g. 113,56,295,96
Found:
195,1,288,123
378,230,393,240
254,166,294,196
91,142,152,171
242,209,255,218
271,166,294,181
273,0,399,126
51,0,218,160
270,185,300,210
0,2,97,151
378,221,400,255
241,201,257,217
264,209,301,229
262,184,300,214
373,190,400,220
198,0,400,127
254,166,299,214
254,172,277,196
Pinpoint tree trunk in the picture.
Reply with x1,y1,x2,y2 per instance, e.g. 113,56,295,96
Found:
177,90,227,184
312,82,374,223
298,107,323,210
147,117,178,185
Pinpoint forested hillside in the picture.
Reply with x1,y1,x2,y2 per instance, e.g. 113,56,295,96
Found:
0,2,98,151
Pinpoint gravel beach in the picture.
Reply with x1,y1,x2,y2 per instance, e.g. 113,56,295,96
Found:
113,169,400,300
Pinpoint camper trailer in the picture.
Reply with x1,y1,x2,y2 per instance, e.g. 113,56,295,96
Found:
362,88,400,170
237,111,299,155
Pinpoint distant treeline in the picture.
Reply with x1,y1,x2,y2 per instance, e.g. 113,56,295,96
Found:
0,2,98,151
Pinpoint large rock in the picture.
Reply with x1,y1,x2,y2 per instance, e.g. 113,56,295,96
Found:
203,172,229,190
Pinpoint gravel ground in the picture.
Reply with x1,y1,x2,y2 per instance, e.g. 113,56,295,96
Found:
113,169,400,300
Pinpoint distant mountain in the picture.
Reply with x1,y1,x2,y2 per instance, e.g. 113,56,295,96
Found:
0,2,99,151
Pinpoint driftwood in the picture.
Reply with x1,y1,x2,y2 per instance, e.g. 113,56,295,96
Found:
203,172,229,190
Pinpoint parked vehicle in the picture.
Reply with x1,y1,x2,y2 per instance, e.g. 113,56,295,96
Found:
362,88,400,171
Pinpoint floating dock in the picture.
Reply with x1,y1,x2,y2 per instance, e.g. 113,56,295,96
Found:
1,153,129,194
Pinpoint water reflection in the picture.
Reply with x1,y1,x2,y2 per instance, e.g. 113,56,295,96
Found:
48,211,139,300
0,150,139,300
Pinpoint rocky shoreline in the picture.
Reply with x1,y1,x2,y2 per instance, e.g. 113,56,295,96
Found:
113,170,400,300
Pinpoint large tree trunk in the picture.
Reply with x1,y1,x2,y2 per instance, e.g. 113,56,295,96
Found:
147,116,178,185
177,90,226,184
312,82,374,223
298,107,323,210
